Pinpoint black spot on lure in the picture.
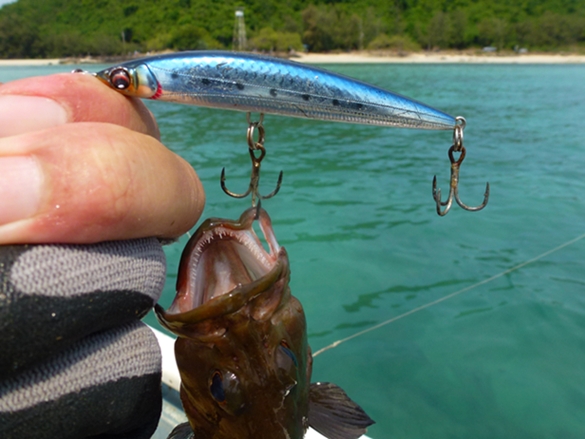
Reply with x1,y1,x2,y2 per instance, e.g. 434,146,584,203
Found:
96,51,455,130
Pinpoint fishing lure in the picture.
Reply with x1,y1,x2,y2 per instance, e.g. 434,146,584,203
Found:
93,51,488,214
95,51,455,130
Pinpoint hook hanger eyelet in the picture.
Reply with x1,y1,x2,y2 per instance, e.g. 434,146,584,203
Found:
432,117,489,216
221,113,283,214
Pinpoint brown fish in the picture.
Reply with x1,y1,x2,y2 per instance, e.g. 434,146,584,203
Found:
155,207,374,439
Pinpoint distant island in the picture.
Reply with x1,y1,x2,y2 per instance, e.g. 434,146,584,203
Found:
1,0,584,59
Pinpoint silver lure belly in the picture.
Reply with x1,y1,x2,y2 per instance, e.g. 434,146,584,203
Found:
97,51,456,130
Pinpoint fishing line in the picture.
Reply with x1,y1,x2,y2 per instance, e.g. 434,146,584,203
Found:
313,231,585,357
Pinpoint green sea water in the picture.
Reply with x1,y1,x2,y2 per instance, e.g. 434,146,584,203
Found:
2,62,585,439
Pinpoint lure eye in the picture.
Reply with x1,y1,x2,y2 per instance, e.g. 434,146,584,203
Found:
109,68,131,90
210,370,226,403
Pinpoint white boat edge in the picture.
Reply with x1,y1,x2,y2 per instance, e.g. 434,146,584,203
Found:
149,326,373,439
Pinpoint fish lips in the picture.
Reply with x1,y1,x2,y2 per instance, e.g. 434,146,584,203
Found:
155,207,290,339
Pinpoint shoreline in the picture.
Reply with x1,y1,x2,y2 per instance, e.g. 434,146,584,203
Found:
295,52,585,64
1,52,585,66
0,58,63,66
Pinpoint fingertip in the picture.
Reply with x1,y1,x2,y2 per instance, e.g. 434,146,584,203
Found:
0,73,160,139
0,123,204,244
169,154,206,237
127,96,161,140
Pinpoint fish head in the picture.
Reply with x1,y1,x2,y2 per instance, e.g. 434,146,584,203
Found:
155,207,311,439
95,61,160,98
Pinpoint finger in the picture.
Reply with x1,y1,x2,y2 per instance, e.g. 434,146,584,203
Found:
0,123,204,244
0,239,165,376
0,73,159,139
0,321,162,439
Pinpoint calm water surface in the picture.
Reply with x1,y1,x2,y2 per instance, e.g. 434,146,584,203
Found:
3,62,585,439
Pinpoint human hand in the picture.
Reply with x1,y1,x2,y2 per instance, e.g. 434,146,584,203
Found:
0,72,203,438
0,72,204,244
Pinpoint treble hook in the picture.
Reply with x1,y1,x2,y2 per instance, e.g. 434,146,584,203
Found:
432,117,490,216
220,113,283,211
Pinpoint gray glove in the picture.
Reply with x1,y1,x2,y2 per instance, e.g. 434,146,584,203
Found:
0,239,167,439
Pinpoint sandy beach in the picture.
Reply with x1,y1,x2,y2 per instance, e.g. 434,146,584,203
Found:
294,52,585,64
0,58,62,66
1,52,585,66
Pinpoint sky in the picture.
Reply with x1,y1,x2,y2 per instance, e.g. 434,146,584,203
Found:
0,0,16,7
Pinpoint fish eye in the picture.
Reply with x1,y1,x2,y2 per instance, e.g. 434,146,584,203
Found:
109,68,131,90
210,370,226,403
276,341,298,394
209,370,244,414
278,340,298,367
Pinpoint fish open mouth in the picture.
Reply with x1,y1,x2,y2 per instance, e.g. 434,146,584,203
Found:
165,207,284,318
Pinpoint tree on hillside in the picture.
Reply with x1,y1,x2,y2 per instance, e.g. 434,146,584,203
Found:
1,0,585,57
302,4,362,51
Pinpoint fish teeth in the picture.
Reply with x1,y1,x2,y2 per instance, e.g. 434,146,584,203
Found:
188,226,274,294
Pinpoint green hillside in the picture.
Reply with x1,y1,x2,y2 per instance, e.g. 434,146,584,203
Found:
0,0,584,58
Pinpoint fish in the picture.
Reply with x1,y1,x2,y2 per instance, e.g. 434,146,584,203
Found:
155,207,374,439
95,50,455,130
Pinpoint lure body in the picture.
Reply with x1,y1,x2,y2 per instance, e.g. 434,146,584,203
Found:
96,51,455,130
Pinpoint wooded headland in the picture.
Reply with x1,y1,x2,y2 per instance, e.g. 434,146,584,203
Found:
1,0,584,58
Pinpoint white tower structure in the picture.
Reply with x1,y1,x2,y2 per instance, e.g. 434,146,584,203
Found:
233,8,247,51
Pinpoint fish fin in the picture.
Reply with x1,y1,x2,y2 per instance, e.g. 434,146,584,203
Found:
308,382,374,439
166,422,195,439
